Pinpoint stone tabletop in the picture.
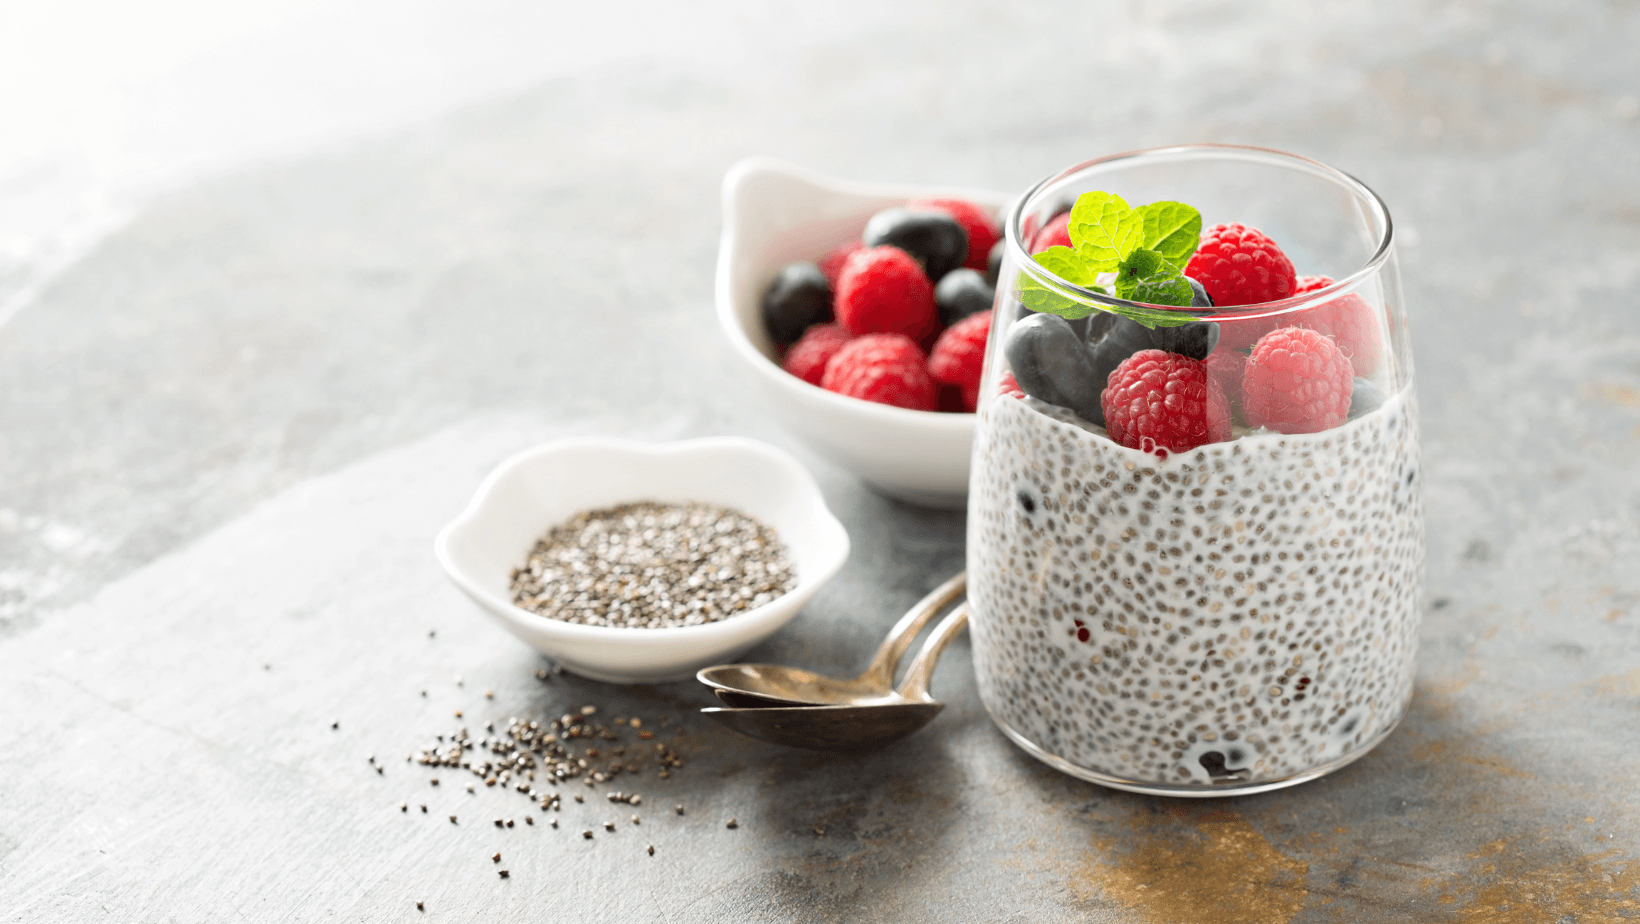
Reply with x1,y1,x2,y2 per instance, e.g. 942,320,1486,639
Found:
3,2,1639,921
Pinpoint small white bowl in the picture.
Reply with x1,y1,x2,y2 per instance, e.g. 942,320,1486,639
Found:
434,437,850,683
714,157,1011,509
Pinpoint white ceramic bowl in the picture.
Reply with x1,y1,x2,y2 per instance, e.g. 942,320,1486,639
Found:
714,157,1010,509
434,437,850,683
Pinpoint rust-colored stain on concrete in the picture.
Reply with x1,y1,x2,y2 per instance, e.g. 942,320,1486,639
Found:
1438,835,1640,923
1595,667,1640,698
1079,814,1308,924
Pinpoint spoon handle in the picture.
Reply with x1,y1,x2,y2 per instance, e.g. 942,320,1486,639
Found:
860,571,966,691
894,602,969,703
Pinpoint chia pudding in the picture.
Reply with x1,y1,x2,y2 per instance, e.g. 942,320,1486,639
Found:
967,387,1422,788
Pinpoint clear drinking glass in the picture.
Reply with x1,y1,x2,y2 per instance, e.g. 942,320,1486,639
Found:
967,145,1422,796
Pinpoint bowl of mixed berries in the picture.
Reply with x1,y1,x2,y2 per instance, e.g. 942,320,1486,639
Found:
714,158,1009,508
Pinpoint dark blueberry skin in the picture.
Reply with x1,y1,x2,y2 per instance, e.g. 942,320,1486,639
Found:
986,239,1005,287
934,269,995,327
1003,313,1105,424
863,207,968,282
1015,302,1095,342
1188,275,1213,309
760,262,832,347
1348,377,1384,419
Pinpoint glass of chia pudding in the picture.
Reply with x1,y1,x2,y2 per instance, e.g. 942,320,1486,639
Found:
968,144,1422,796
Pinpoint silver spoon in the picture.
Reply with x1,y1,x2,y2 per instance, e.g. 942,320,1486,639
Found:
700,602,968,752
697,571,966,709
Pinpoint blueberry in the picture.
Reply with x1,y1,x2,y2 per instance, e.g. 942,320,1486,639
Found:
1151,319,1219,360
1187,275,1213,309
760,262,832,347
934,269,995,327
1090,314,1219,366
1014,302,1095,343
1348,377,1386,419
1003,313,1105,423
986,239,1005,287
863,207,968,282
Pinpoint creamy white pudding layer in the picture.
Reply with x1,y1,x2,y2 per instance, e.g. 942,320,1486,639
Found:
967,387,1422,787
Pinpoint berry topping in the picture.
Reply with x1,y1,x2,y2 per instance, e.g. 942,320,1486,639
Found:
834,246,938,340
1348,376,1387,419
1242,327,1354,434
929,310,992,412
908,197,999,272
1101,350,1230,456
818,240,865,288
933,268,996,327
862,207,969,282
1216,275,1381,374
781,323,852,386
1183,223,1297,307
986,239,1005,287
1203,346,1248,423
761,262,833,347
1087,317,1220,409
1004,313,1105,424
1186,275,1213,308
996,371,1025,399
819,333,937,411
1031,211,1072,253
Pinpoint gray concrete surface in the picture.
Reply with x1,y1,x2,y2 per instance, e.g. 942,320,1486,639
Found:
3,2,1639,921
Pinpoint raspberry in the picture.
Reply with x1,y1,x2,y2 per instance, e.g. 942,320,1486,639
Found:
1225,275,1382,376
818,240,864,288
834,246,937,340
908,197,1000,272
997,371,1025,399
781,323,852,386
928,310,992,412
1242,327,1354,434
1101,350,1230,456
1184,223,1297,307
1031,211,1072,253
820,332,937,411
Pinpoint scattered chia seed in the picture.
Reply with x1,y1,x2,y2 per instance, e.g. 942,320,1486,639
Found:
498,870,509,879
508,501,796,628
726,818,738,829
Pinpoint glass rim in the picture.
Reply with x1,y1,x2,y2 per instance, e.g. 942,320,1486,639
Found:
1005,143,1395,321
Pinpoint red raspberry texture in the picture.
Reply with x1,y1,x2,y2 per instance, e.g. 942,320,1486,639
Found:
908,197,1000,272
928,310,992,412
1218,275,1383,374
1101,350,1230,456
782,323,852,386
1242,327,1354,434
820,332,937,411
1032,211,1072,253
835,246,937,340
818,240,864,288
1184,223,1297,308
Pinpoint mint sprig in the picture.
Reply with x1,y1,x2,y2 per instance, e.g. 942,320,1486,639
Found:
1023,191,1204,328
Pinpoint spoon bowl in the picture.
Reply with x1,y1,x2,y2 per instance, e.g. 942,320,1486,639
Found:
701,603,969,752
698,571,966,708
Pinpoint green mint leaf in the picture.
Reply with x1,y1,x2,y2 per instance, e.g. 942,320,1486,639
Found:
1031,246,1102,286
1066,191,1142,272
1014,268,1193,329
1015,272,1100,320
1113,248,1195,319
1134,201,1202,269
